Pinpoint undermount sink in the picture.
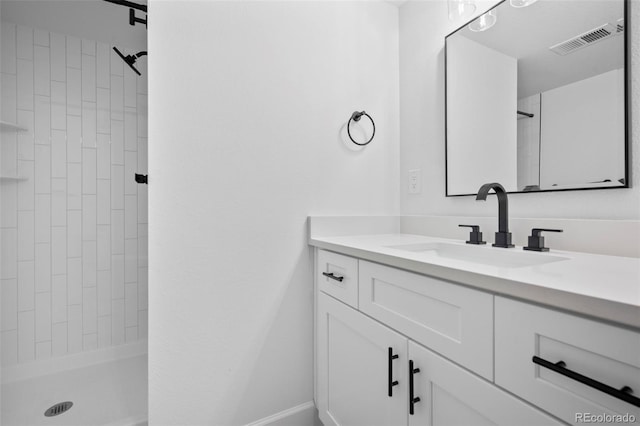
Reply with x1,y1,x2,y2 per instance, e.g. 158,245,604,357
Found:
385,242,569,268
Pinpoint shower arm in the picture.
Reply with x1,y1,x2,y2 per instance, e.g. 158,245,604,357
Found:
103,0,147,13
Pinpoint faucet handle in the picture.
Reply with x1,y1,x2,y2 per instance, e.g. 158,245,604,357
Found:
459,225,486,245
524,228,563,252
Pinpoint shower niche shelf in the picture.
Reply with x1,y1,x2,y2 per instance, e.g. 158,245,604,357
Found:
0,121,27,132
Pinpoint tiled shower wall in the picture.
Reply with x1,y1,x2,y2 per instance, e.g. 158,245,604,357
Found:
0,23,148,366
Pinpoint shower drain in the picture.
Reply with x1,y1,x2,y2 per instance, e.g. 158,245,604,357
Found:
44,401,73,417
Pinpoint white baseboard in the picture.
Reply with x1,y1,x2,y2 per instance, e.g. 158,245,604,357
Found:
245,401,318,426
2,339,148,384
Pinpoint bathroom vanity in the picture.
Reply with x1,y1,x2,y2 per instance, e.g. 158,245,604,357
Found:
310,227,640,426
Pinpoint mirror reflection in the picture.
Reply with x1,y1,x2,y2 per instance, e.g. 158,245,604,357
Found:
446,0,627,196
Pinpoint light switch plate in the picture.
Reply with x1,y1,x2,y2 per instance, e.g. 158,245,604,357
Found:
408,169,421,194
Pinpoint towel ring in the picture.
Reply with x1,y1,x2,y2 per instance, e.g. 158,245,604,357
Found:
347,111,376,146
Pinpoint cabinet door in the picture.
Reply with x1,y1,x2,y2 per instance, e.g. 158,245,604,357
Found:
408,342,563,426
317,292,408,426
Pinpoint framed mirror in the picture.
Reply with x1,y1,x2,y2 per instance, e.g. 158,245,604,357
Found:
445,0,629,196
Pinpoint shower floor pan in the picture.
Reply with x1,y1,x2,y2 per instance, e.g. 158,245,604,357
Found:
1,353,147,426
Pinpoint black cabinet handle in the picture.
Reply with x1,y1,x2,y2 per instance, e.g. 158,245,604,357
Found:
388,347,399,397
532,356,640,408
322,272,344,282
409,360,421,415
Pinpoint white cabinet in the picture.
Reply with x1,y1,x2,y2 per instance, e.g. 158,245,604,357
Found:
317,292,407,426
495,297,640,425
359,260,494,380
408,342,563,426
317,250,359,308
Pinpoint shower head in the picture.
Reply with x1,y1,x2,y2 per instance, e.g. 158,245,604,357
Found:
113,47,147,76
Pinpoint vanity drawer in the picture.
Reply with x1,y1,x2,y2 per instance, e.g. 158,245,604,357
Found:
495,297,640,425
358,260,494,380
316,249,358,308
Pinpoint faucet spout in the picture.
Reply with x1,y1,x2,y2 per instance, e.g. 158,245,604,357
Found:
476,183,514,248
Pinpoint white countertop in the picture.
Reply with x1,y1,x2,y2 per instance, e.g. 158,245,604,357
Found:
309,233,640,329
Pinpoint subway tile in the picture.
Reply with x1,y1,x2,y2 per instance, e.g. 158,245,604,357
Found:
36,341,52,360
51,131,67,177
81,39,95,56
16,26,33,60
97,179,111,224
110,47,123,76
97,43,110,89
138,185,148,225
67,163,82,210
111,299,125,345
137,225,148,268
97,225,110,270
52,322,67,357
97,316,111,348
17,210,35,261
82,240,97,287
136,95,147,138
110,120,124,164
67,115,82,162
111,165,124,209
125,326,138,343
34,29,49,46
125,195,138,239
51,178,67,226
125,282,137,327
111,255,125,299
137,311,147,338
136,59,147,95
17,110,35,160
83,333,98,351
51,227,67,275
52,275,67,323
51,82,66,130
124,151,137,194
0,229,17,279
82,54,96,102
18,261,35,312
2,330,19,366
97,270,111,317
82,101,97,148
17,59,34,111
124,69,136,108
17,161,35,210
110,75,124,121
136,137,147,172
124,107,137,151
136,270,146,310
82,194,97,240
2,279,18,331
1,22,17,74
83,286,97,334
97,134,111,179
66,36,81,69
50,33,66,82
34,145,51,193
67,304,82,354
35,194,51,243
67,258,82,305
1,130,17,176
111,210,124,255
1,182,17,228
125,239,137,283
34,243,51,292
2,73,17,122
66,68,81,116
34,95,51,144
18,310,35,362
34,46,50,96
82,148,97,194
67,211,82,258
35,292,51,341
97,88,110,134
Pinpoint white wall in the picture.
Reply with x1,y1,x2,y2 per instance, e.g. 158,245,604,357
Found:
1,22,148,367
446,35,517,194
149,1,399,424
516,94,540,190
400,0,640,220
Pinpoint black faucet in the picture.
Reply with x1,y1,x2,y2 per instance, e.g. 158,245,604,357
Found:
476,183,514,248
